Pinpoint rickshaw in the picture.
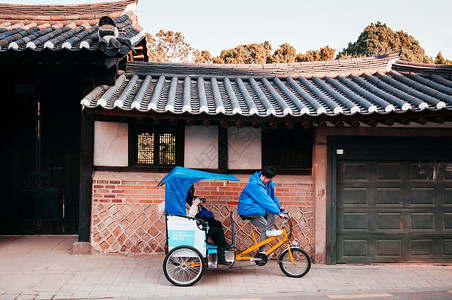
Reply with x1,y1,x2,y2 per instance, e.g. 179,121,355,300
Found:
158,166,311,286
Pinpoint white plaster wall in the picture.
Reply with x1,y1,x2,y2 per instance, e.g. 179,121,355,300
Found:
94,121,128,167
184,125,218,169
228,126,261,169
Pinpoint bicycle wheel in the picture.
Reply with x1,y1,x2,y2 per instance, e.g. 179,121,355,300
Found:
163,245,205,286
278,247,311,278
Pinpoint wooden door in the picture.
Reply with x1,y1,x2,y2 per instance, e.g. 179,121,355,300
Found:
0,87,80,234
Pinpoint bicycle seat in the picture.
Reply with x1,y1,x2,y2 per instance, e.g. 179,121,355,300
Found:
239,215,252,221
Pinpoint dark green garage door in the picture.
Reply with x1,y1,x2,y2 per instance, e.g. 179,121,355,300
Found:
332,137,452,263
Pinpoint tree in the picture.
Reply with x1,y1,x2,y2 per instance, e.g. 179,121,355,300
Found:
435,51,452,65
336,21,432,63
296,46,336,62
193,50,212,63
146,30,212,63
146,30,192,63
271,43,297,63
214,42,336,64
212,41,272,64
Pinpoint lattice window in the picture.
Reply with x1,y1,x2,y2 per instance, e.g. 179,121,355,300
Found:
262,127,312,174
136,128,179,166
159,133,176,165
137,133,155,164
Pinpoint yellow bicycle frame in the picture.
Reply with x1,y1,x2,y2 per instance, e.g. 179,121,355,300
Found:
235,226,296,264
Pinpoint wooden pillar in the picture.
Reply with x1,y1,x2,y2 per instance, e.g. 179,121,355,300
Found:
78,114,94,242
218,125,228,173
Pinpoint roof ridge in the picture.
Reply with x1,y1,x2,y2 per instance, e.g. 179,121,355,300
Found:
125,52,402,78
0,0,136,18
0,0,136,10
393,60,452,76
395,60,452,69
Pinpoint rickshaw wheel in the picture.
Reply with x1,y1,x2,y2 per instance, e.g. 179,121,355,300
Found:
278,247,311,278
163,245,205,286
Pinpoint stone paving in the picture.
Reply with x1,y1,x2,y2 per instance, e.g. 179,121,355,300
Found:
1,235,452,299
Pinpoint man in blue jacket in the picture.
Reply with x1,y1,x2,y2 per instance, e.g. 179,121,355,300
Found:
238,166,287,252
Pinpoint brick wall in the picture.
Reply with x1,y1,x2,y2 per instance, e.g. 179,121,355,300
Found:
90,171,314,259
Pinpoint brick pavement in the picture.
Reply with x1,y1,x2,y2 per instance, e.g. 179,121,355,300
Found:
1,235,452,299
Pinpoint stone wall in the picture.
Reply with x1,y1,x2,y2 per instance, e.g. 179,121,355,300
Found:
90,171,314,258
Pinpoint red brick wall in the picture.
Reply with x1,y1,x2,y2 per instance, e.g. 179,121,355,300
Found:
90,172,314,258
93,179,165,204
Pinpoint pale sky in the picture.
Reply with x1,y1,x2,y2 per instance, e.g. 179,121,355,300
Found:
3,0,452,60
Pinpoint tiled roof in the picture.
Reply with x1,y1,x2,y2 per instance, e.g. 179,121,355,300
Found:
0,0,145,57
80,52,452,120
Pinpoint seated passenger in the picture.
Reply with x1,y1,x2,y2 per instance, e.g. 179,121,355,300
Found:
186,185,232,267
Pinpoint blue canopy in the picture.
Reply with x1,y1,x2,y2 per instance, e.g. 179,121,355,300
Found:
158,166,240,216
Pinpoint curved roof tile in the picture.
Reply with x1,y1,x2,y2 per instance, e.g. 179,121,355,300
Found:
0,0,144,56
81,52,452,120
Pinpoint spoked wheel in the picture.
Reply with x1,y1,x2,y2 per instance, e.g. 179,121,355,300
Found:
278,247,311,278
163,245,205,286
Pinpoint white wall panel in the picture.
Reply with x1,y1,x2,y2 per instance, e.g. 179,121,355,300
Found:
228,127,261,170
184,125,218,169
94,121,128,167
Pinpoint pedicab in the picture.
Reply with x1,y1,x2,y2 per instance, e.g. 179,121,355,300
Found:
158,166,311,286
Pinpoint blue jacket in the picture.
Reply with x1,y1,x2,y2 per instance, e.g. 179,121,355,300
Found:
238,171,281,216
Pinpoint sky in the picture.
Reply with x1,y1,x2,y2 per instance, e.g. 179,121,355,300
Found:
2,0,452,60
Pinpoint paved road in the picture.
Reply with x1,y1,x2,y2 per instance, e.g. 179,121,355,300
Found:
0,235,451,299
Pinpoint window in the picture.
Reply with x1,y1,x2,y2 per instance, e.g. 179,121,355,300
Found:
262,127,312,174
134,121,183,167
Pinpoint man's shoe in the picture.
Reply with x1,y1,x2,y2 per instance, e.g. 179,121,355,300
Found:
266,229,283,237
217,259,232,267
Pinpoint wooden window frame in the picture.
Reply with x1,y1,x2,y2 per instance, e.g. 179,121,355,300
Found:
262,127,313,175
130,120,184,169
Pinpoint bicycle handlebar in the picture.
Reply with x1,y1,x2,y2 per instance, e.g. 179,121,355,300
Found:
280,209,293,239
279,208,289,219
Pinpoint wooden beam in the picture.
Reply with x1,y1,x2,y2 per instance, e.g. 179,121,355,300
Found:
346,120,360,128
380,119,394,126
333,121,344,128
413,117,428,125
315,121,328,128
187,119,195,126
236,121,244,128
269,122,278,130
301,121,311,129
170,119,178,126
430,116,446,124
381,119,394,126
362,120,378,127
220,121,228,128
285,122,294,130
203,120,210,127
395,118,410,125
